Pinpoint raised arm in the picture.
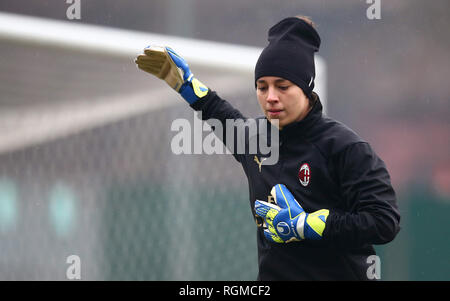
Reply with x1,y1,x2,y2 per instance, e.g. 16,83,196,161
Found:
135,46,249,161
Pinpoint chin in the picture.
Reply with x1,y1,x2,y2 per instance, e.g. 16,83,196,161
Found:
267,117,283,128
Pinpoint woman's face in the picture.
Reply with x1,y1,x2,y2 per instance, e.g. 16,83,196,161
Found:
256,76,311,129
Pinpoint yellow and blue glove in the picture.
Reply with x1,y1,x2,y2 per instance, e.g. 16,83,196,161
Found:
255,184,329,243
135,46,209,104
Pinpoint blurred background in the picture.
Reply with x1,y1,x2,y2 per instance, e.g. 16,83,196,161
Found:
0,0,448,280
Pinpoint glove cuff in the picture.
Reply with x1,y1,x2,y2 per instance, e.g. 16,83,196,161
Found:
298,209,329,240
179,76,209,104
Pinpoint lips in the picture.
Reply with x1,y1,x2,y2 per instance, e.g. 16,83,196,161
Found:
267,109,283,117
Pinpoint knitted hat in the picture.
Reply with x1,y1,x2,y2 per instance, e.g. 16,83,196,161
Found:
254,17,321,99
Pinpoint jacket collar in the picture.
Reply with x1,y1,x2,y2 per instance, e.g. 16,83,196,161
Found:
279,96,323,138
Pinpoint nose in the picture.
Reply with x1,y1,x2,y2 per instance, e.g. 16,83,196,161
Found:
266,86,279,103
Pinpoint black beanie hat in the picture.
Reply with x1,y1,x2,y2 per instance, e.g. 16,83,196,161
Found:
254,17,321,99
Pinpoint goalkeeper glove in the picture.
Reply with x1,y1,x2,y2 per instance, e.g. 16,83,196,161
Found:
255,184,329,243
135,46,209,104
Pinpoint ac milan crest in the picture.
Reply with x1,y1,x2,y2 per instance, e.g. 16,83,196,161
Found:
298,163,310,187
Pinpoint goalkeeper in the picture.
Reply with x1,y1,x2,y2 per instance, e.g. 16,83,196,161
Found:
135,16,400,280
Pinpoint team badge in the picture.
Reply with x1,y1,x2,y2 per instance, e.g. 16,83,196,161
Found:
298,163,310,187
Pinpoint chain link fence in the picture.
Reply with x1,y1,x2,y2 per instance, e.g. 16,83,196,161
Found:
0,38,261,280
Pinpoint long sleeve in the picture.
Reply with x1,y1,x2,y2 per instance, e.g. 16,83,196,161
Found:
190,90,248,162
323,142,401,249
191,90,247,122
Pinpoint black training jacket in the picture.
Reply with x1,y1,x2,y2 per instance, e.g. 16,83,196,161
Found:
190,90,401,280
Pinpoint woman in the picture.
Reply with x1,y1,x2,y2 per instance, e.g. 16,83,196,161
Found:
135,16,400,280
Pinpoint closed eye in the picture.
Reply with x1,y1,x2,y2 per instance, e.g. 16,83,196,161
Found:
257,86,267,92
